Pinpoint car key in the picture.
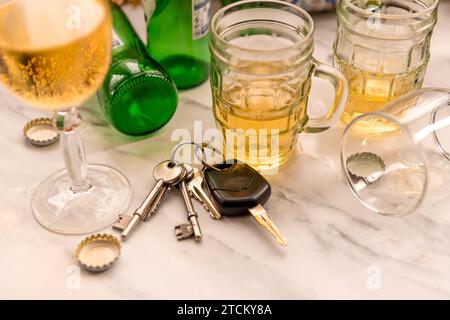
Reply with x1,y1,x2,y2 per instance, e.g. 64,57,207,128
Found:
187,167,222,220
175,164,202,242
203,161,287,246
113,160,185,240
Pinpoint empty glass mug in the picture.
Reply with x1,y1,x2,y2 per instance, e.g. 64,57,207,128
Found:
341,88,450,216
210,0,348,172
334,0,438,128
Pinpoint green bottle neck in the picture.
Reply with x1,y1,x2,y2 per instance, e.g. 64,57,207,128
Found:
110,4,146,54
111,3,172,76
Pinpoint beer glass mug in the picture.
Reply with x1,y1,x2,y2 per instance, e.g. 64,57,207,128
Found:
210,0,348,172
341,88,450,216
334,0,439,128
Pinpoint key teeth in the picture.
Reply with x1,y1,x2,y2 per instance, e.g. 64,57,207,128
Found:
112,215,123,226
279,237,288,246
195,193,211,213
112,214,130,231
174,224,194,240
188,189,200,202
144,201,160,221
189,189,213,214
188,185,222,220
143,186,170,221
174,228,183,238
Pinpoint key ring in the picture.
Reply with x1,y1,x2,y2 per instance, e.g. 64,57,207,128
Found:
197,143,227,172
170,141,204,166
170,141,226,171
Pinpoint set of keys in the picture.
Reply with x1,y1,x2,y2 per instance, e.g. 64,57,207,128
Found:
113,149,287,246
113,160,212,241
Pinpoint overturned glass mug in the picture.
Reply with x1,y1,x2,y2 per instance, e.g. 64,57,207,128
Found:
341,88,450,216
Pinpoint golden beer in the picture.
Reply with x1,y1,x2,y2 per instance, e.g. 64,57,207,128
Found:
0,0,111,111
335,54,428,129
210,1,348,172
334,0,438,129
213,61,309,170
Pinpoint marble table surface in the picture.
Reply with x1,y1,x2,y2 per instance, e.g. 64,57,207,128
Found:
1,3,450,300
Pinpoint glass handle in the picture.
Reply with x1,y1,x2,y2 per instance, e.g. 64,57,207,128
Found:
304,58,349,133
54,109,92,193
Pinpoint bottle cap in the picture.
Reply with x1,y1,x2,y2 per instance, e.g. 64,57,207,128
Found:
346,152,386,185
23,117,59,146
75,234,121,272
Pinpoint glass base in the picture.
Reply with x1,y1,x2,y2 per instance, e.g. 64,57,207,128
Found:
160,55,209,89
32,164,132,235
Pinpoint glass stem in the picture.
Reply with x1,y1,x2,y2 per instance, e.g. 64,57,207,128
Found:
55,108,92,193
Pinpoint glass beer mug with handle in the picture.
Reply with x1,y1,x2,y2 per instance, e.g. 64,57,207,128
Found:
341,88,450,216
334,0,439,128
210,0,348,173
0,0,132,234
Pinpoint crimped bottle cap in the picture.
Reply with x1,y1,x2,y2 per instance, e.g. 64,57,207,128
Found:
76,234,121,272
346,152,386,185
23,117,59,146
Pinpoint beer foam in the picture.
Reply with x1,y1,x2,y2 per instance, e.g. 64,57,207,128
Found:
0,0,106,50
229,34,295,51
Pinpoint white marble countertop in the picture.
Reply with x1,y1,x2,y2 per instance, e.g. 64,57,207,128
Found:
1,3,450,300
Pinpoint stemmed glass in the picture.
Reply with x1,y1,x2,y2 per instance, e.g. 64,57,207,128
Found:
341,88,450,216
0,0,132,234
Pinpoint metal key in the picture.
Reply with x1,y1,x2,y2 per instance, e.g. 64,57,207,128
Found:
142,184,170,222
187,167,222,220
114,161,185,240
175,164,202,242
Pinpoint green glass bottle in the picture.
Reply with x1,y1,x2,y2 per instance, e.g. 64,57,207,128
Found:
144,0,211,89
99,3,178,136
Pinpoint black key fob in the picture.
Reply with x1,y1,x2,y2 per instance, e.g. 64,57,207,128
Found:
203,161,271,216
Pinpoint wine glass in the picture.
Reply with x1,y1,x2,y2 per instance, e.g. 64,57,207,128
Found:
341,88,450,216
0,0,132,234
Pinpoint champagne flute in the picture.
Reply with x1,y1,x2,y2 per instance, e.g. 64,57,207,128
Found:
0,0,132,234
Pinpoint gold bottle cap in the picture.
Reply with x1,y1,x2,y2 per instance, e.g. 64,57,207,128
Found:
346,152,386,185
23,117,59,146
76,234,121,272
